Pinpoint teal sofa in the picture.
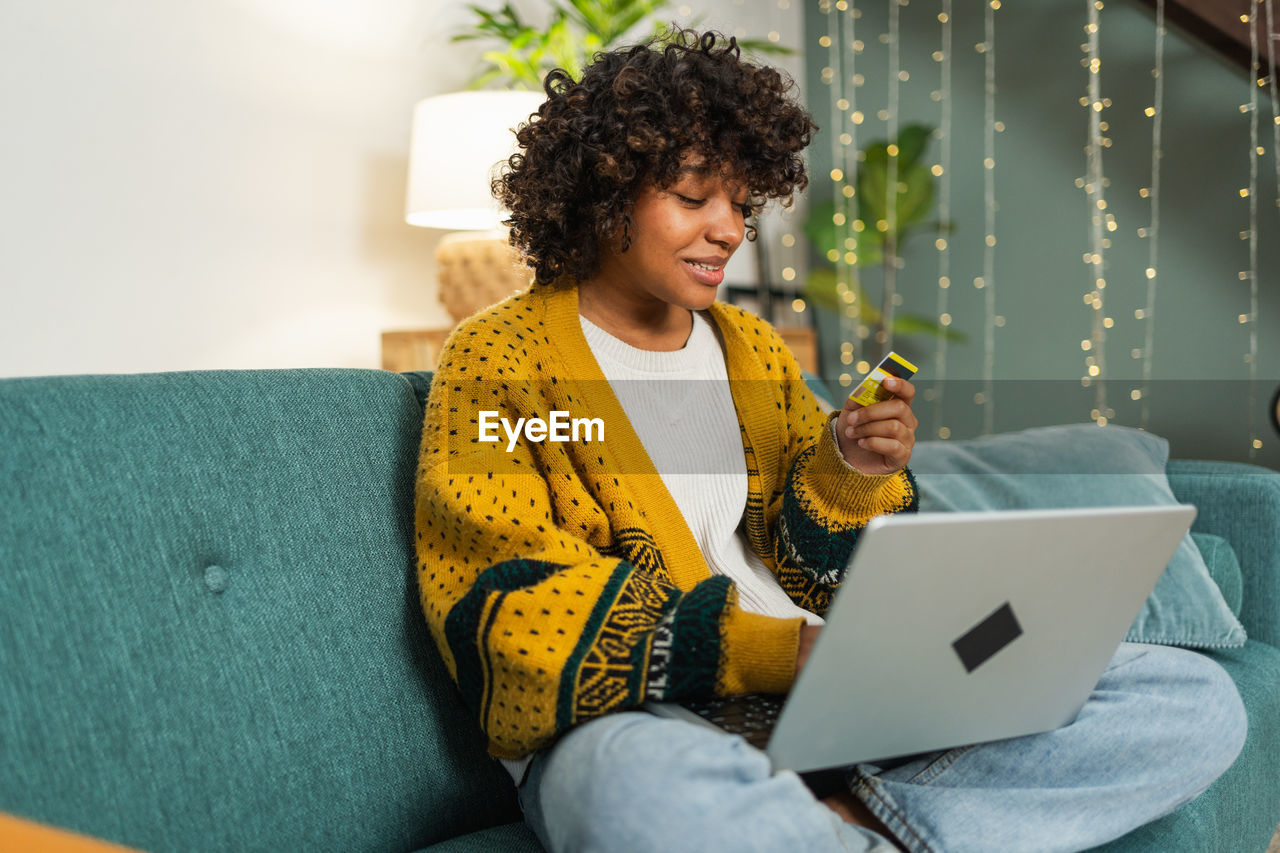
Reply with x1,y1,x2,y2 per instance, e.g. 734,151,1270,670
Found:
2,368,1278,852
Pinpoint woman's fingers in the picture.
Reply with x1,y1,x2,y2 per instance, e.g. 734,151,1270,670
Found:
845,399,918,436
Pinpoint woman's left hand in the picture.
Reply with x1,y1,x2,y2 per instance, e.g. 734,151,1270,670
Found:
835,377,917,475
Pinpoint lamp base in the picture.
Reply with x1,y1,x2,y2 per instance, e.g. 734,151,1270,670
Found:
436,230,532,323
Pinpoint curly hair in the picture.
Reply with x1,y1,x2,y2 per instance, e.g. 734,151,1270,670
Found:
493,30,816,285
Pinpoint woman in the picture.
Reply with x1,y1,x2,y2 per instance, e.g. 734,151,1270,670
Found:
415,31,1245,853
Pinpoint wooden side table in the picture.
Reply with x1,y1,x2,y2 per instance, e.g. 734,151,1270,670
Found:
775,326,818,374
381,328,452,372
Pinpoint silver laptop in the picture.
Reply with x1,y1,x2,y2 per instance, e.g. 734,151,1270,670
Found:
646,504,1195,773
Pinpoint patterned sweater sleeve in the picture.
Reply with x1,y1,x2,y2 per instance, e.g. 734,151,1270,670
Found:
415,352,796,759
747,321,918,616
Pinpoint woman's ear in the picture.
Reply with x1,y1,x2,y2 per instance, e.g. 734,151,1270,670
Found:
598,211,633,255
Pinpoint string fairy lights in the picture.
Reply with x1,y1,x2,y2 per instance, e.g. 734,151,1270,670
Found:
821,0,863,388
1244,1,1262,457
771,0,804,320
804,0,1270,455
932,0,953,440
1080,0,1113,426
1258,0,1279,457
842,0,864,373
1267,0,1280,213
1135,0,1165,428
817,0,992,433
979,0,998,434
882,0,902,353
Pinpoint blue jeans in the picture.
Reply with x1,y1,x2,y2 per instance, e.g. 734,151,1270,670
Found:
518,643,1246,853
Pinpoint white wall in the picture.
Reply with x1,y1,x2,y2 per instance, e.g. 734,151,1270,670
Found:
0,0,802,378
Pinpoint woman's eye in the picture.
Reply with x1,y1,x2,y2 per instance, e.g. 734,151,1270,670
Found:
676,194,704,205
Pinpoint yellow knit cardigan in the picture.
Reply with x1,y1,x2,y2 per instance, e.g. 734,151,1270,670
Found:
414,283,917,758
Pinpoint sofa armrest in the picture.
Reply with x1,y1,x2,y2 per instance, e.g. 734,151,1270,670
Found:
1167,459,1280,648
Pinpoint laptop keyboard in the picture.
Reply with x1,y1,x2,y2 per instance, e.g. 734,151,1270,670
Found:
678,693,787,750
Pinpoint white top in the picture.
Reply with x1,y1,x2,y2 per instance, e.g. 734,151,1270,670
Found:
580,311,823,626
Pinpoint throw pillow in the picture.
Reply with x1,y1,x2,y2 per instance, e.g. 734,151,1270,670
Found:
910,424,1247,649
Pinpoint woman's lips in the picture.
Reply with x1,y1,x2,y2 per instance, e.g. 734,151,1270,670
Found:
683,259,726,286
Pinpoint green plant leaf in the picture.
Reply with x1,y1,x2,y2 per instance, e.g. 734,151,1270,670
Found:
856,160,888,231
478,48,544,90
894,123,933,168
803,267,880,324
454,4,530,42
802,200,885,267
560,0,670,46
735,38,797,57
889,313,966,342
802,200,838,254
856,154,935,238
803,267,839,312
852,229,886,267
544,17,582,80
893,164,936,235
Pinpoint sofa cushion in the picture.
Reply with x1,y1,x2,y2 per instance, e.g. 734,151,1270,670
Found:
0,369,518,852
1192,533,1244,618
911,425,1247,649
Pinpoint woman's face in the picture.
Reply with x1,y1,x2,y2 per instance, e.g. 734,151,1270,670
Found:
590,156,749,317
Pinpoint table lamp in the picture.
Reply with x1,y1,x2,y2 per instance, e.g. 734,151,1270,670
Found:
405,90,545,323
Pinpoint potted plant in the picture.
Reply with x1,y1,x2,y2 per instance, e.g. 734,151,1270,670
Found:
803,123,963,359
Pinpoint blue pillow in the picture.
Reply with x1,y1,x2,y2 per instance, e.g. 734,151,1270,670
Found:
910,424,1247,649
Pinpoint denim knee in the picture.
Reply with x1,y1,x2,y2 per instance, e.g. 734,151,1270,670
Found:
1174,650,1248,791
525,711,878,853
532,712,768,851
1132,645,1247,794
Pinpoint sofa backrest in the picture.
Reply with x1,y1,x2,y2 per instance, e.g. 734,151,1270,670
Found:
0,369,518,851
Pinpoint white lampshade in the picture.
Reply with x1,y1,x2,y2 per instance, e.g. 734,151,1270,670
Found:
405,90,546,231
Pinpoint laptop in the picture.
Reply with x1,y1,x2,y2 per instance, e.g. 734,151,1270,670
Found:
645,504,1196,774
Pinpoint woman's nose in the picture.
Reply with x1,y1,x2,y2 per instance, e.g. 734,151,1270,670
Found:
706,198,745,250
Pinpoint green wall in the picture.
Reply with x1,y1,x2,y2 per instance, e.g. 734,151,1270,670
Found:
801,0,1278,466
